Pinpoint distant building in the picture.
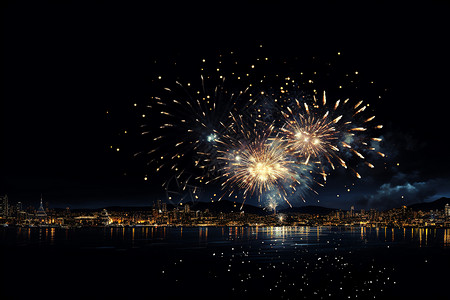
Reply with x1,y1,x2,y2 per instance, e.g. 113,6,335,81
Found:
445,203,450,217
155,199,163,213
0,194,8,217
74,215,97,226
15,201,26,222
74,210,112,226
35,194,48,223
16,202,23,213
99,209,112,226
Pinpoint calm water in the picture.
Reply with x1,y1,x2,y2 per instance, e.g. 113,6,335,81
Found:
1,226,449,299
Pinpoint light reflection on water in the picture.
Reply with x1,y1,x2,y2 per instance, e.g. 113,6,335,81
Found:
1,226,450,249
2,226,450,299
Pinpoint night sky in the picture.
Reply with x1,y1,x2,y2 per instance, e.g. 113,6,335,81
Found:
2,1,449,209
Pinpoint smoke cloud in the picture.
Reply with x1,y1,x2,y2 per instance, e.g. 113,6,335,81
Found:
357,173,444,210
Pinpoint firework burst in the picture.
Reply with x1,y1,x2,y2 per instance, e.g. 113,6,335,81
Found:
215,118,316,208
280,91,384,179
138,74,259,191
219,138,295,207
118,47,385,208
131,49,278,194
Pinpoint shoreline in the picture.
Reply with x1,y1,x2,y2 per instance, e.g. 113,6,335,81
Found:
2,223,450,229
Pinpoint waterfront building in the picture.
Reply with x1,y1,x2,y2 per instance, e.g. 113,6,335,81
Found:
74,215,97,226
155,199,163,213
100,209,112,226
16,202,23,213
445,203,450,217
0,194,9,217
35,194,48,223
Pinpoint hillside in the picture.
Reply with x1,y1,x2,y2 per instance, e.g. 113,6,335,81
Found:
407,197,450,211
188,200,267,215
279,205,338,215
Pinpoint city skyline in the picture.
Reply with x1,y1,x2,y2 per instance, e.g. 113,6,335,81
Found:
1,191,449,211
2,190,450,229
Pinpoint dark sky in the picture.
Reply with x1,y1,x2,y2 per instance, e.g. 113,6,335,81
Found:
1,1,449,209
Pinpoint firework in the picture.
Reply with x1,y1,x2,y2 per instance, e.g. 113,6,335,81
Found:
120,47,385,208
219,138,295,207
214,117,317,208
138,74,260,191
280,91,383,179
137,47,284,191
